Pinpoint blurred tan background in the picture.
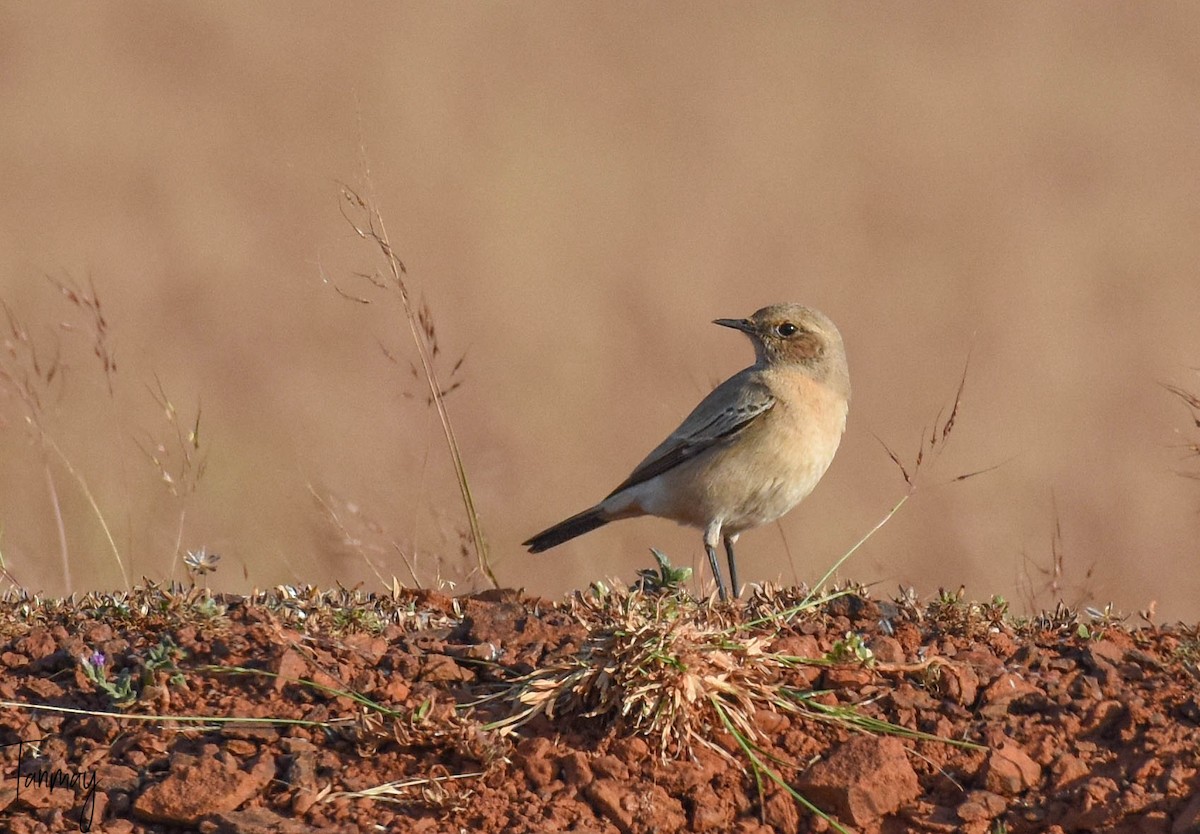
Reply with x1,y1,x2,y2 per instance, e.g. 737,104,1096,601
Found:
1,4,1198,618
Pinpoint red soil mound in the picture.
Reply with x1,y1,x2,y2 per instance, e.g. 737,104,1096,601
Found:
0,584,1197,833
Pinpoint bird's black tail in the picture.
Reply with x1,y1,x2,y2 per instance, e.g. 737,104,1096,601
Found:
524,506,610,553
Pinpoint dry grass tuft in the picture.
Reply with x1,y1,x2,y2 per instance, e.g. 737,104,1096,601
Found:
481,585,795,757
478,582,922,762
0,287,128,590
46,273,116,394
1165,376,1200,478
874,350,1000,491
0,275,211,592
478,582,979,834
138,375,208,579
322,184,496,591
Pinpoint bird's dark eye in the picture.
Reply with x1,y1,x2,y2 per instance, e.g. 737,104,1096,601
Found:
777,322,799,337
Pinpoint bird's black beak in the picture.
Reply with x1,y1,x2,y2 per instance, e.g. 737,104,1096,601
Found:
713,317,754,334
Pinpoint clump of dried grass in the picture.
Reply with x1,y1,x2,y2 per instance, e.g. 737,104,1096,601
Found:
479,582,979,834
481,584,818,759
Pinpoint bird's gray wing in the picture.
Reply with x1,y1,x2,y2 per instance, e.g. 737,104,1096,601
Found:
606,369,775,497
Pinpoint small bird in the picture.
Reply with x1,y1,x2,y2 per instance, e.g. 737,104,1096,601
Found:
524,303,850,601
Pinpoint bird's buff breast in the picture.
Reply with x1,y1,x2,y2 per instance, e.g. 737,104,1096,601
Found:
635,377,847,533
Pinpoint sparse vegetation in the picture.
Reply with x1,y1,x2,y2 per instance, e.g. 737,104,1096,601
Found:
79,634,186,707
327,184,497,591
0,282,128,590
1165,376,1200,478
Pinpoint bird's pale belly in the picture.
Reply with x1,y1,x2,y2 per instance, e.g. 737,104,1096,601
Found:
628,405,845,533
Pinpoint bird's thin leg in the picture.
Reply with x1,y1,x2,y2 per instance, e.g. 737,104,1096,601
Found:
723,534,740,599
705,544,728,601
703,522,728,601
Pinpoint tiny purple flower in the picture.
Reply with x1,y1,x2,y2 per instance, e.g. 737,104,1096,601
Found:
88,650,106,668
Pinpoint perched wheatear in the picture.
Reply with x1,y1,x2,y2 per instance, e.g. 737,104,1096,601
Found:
524,303,850,601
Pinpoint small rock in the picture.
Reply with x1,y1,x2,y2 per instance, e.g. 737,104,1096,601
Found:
941,663,980,706
1081,699,1125,734
956,649,1006,679
868,635,905,663
81,623,114,643
609,736,649,762
516,737,556,788
133,753,275,825
1060,776,1120,829
208,806,313,834
957,789,1006,822
902,800,963,833
1140,811,1171,834
762,786,800,834
1051,753,1090,790
822,665,874,688
983,743,1041,796
584,779,633,834
796,735,920,826
689,789,734,832
770,635,823,684
272,649,308,692
890,683,939,711
224,740,258,758
1083,640,1125,667
380,675,411,703
979,673,1039,717
558,751,592,787
592,754,628,781
15,629,57,661
771,635,821,658
418,654,472,683
341,632,388,664
753,709,790,735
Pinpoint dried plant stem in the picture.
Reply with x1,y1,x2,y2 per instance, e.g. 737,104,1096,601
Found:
802,492,911,608
322,771,484,803
42,459,72,594
41,432,129,590
170,507,187,579
340,186,496,589
138,377,208,578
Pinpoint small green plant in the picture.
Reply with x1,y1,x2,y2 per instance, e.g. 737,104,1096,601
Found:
80,650,136,705
330,605,387,634
145,634,186,679
633,548,693,594
1171,624,1200,667
193,595,226,619
825,631,874,665
79,634,187,705
1079,603,1126,641
927,586,1011,637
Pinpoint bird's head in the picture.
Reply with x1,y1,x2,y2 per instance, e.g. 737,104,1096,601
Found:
714,303,849,392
